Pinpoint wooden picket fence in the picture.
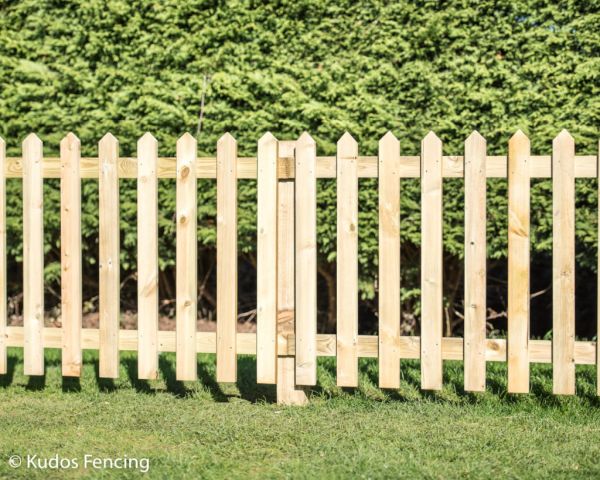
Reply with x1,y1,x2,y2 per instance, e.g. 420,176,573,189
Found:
0,130,598,404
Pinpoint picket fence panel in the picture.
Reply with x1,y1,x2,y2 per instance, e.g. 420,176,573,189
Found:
0,130,598,404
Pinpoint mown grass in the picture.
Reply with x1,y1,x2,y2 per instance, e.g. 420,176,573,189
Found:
0,348,599,479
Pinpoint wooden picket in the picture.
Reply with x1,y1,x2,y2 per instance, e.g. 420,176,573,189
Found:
98,133,120,378
22,133,44,376
507,130,530,393
0,137,5,375
0,129,597,403
60,133,83,377
464,131,487,392
378,132,401,389
176,133,198,381
216,133,238,383
256,132,279,384
552,130,575,395
336,132,359,387
137,133,159,380
294,132,317,386
420,132,443,390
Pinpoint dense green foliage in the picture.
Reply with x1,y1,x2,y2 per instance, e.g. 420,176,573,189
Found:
1,349,600,478
0,1,598,334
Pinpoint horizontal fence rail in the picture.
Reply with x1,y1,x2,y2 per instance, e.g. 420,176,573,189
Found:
0,130,598,404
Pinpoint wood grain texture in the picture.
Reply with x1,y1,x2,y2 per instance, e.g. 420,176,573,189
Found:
464,131,487,392
507,130,530,393
176,133,198,381
378,132,401,389
98,133,120,378
5,327,597,365
4,155,596,179
60,133,83,377
22,134,45,376
295,133,318,386
552,130,575,395
0,138,5,374
420,132,443,390
216,133,238,383
256,133,278,384
276,164,308,404
137,133,159,380
336,132,359,387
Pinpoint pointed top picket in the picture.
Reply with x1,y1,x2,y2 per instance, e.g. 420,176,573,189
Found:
297,131,315,145
379,131,398,147
338,131,356,145
510,129,528,142
99,132,118,146
178,132,196,147
23,133,42,148
61,132,80,149
138,132,157,149
423,130,441,144
218,132,236,147
466,130,485,143
553,129,574,145
258,131,277,146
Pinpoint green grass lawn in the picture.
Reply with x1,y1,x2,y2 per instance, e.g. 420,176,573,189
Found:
0,348,599,479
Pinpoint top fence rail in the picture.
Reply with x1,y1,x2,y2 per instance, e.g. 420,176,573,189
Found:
3,154,598,178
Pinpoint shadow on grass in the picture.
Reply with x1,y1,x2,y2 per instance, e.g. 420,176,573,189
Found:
0,355,17,388
236,356,276,403
123,357,154,394
158,355,195,399
26,374,46,391
62,377,81,393
196,360,228,402
93,360,117,393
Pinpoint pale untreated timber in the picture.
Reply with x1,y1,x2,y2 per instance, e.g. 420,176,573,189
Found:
98,134,120,378
4,328,597,366
60,133,83,377
276,158,308,405
216,133,238,383
176,133,198,381
552,130,576,395
256,133,278,384
336,132,359,387
137,133,159,380
4,155,597,179
378,132,401,389
420,132,443,390
22,134,44,376
0,138,5,374
508,130,530,393
598,140,600,396
464,131,487,392
295,133,317,386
